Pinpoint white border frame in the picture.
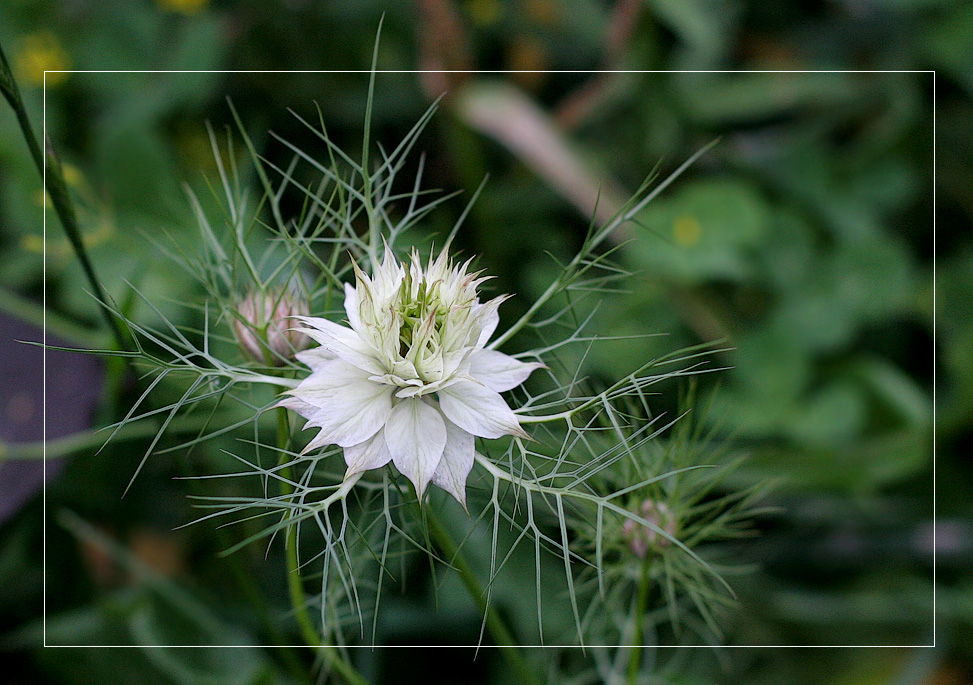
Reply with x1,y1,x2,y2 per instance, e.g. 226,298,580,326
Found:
42,68,937,650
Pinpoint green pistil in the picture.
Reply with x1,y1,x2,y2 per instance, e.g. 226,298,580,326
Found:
393,270,471,364
398,301,441,359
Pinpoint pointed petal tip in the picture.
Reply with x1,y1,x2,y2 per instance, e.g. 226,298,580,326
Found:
414,481,429,501
432,475,468,510
451,488,469,513
511,422,530,440
438,380,524,439
431,418,475,509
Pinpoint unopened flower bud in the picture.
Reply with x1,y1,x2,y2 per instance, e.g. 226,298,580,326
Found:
232,289,310,365
622,500,676,559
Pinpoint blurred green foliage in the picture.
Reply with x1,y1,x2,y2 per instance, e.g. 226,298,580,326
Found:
1,0,969,683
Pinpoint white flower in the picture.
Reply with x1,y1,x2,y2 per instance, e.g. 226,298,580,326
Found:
279,249,542,506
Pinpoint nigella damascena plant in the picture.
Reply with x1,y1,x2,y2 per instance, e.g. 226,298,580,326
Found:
278,249,543,506
232,288,311,365
96,93,751,652
623,499,677,559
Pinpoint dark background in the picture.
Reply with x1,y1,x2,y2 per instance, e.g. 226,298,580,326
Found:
0,1,968,683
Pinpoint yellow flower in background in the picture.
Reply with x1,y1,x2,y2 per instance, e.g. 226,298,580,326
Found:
673,215,702,247
22,216,115,257
13,32,70,88
33,163,84,209
60,163,84,188
155,0,208,15
25,163,114,258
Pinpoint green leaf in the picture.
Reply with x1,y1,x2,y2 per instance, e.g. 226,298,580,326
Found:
673,73,858,124
786,381,867,446
629,178,769,283
648,0,739,67
743,427,930,492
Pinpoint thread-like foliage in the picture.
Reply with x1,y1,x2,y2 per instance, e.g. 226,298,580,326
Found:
83,72,762,660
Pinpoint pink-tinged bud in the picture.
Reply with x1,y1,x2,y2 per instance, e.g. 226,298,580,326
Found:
622,500,676,559
232,289,310,365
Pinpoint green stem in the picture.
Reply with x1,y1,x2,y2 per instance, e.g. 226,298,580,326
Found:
0,38,126,350
0,287,108,348
226,541,314,685
0,413,221,462
0,43,43,172
422,506,541,685
487,139,720,351
275,406,368,685
626,558,652,685
173,430,312,685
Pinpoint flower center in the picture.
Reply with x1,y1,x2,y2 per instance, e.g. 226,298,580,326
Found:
392,279,450,379
355,250,486,389
397,308,431,359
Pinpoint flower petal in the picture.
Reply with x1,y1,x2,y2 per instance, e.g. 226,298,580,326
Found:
384,398,447,497
438,379,526,439
286,359,394,448
343,282,362,332
276,395,316,417
475,300,502,347
294,315,384,376
294,346,335,367
431,419,475,508
343,429,393,477
468,349,543,392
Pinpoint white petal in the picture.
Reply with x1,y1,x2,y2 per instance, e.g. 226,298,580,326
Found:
343,282,362,332
294,315,384,376
392,374,460,399
475,300,501,347
438,379,526,439
294,346,335,367
384,398,447,497
286,359,394,448
440,347,471,380
431,419,475,508
343,429,392,477
276,395,316,416
389,357,420,380
468,349,543,392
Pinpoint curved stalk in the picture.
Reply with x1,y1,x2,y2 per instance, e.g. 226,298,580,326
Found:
421,505,541,685
489,139,719,351
0,39,126,349
276,406,368,685
625,558,652,684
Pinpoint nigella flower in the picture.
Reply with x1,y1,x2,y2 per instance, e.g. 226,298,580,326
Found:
279,249,543,506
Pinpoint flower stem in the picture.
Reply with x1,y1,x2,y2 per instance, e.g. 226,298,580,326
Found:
421,506,541,685
488,139,719,352
625,558,652,685
0,41,43,171
0,38,127,350
275,406,368,685
173,434,312,685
